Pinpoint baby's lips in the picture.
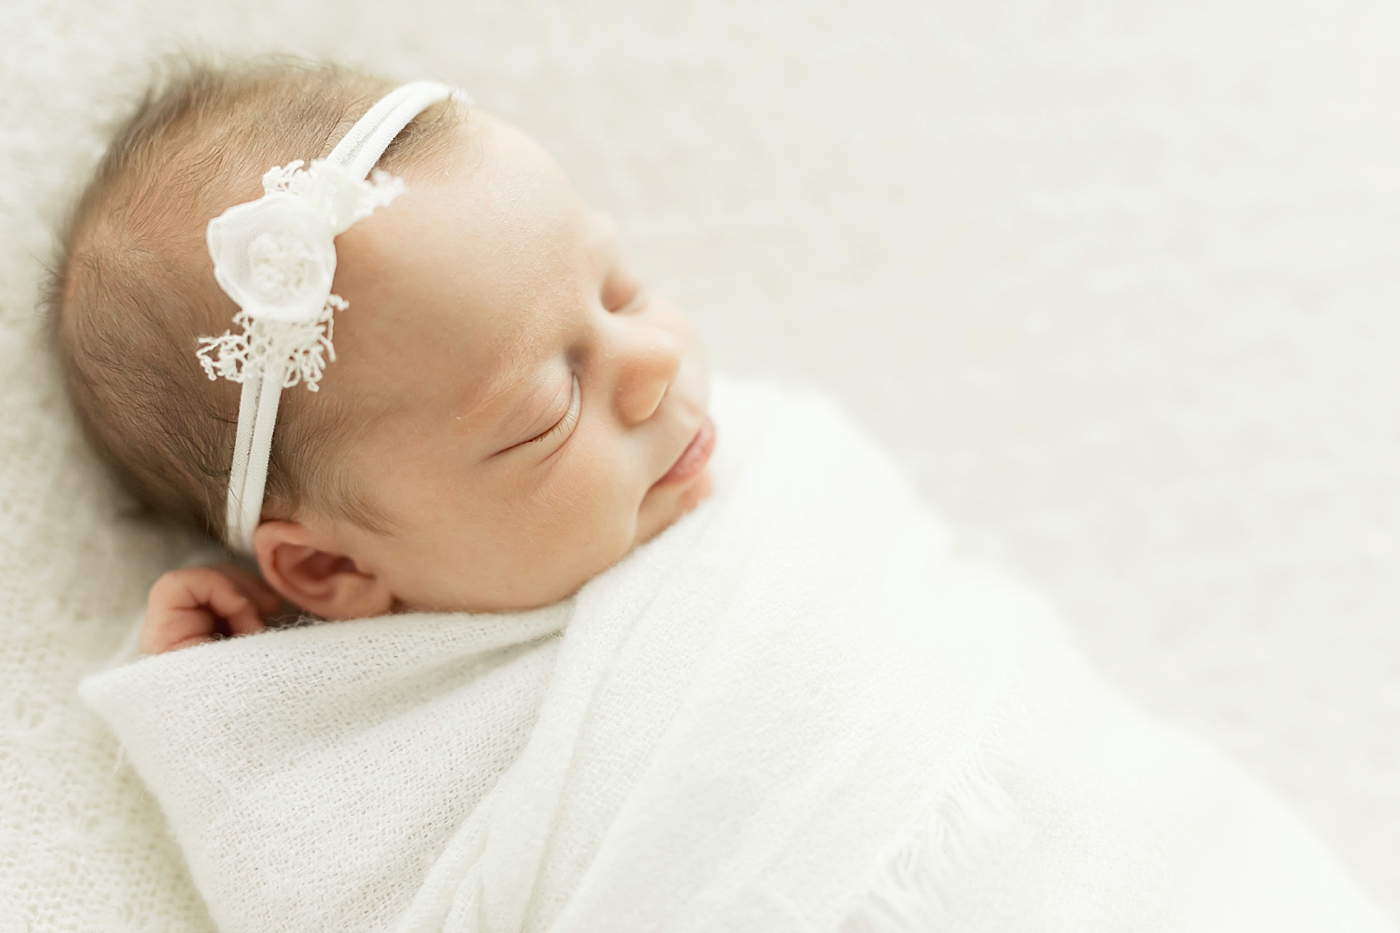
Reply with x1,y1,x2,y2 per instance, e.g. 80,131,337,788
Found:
654,418,716,488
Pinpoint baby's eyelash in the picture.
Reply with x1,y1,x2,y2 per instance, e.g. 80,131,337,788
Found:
526,375,581,446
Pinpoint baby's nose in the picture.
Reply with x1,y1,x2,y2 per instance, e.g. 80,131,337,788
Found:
614,328,683,426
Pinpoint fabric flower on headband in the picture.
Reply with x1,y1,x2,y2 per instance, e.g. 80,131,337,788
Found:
196,159,404,391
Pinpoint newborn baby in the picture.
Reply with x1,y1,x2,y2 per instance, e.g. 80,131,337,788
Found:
55,61,715,652
60,58,1396,933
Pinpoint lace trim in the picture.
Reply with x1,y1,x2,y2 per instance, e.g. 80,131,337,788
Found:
195,295,344,392
262,160,405,231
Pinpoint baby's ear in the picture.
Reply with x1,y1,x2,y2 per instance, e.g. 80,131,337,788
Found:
253,520,394,621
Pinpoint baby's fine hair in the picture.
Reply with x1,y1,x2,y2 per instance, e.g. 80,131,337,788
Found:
48,56,464,542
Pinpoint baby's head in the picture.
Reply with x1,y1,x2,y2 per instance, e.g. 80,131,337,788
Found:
52,58,713,618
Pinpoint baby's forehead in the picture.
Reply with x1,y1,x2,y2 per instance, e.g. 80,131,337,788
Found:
454,113,617,251
345,117,614,305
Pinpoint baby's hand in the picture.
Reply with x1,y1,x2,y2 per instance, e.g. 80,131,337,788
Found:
141,565,282,655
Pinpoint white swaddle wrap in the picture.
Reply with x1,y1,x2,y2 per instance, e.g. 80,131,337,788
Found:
80,378,1393,933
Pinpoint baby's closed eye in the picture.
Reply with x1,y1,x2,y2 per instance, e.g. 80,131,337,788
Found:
497,374,581,455
524,374,581,447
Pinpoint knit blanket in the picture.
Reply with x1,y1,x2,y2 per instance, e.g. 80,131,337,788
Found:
79,380,1394,933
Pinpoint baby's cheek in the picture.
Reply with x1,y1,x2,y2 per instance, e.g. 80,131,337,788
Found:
540,459,631,560
591,492,645,566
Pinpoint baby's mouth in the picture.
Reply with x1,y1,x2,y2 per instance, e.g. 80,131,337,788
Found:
652,418,716,488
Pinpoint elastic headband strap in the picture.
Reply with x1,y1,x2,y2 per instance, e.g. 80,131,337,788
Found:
328,81,454,176
222,81,455,553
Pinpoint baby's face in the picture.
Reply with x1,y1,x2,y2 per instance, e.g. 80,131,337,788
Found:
265,111,712,615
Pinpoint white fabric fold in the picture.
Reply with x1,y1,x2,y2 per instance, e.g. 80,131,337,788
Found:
80,378,1394,933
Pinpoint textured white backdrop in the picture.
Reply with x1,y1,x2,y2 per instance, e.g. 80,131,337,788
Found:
2,0,1397,928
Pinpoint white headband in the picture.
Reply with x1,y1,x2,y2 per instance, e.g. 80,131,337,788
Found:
196,81,459,553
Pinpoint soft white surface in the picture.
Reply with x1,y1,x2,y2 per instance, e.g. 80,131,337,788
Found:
78,380,1395,933
1,0,1397,928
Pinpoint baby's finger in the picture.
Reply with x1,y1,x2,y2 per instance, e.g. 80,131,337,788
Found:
202,579,267,638
216,564,285,618
143,569,266,655
140,604,218,655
